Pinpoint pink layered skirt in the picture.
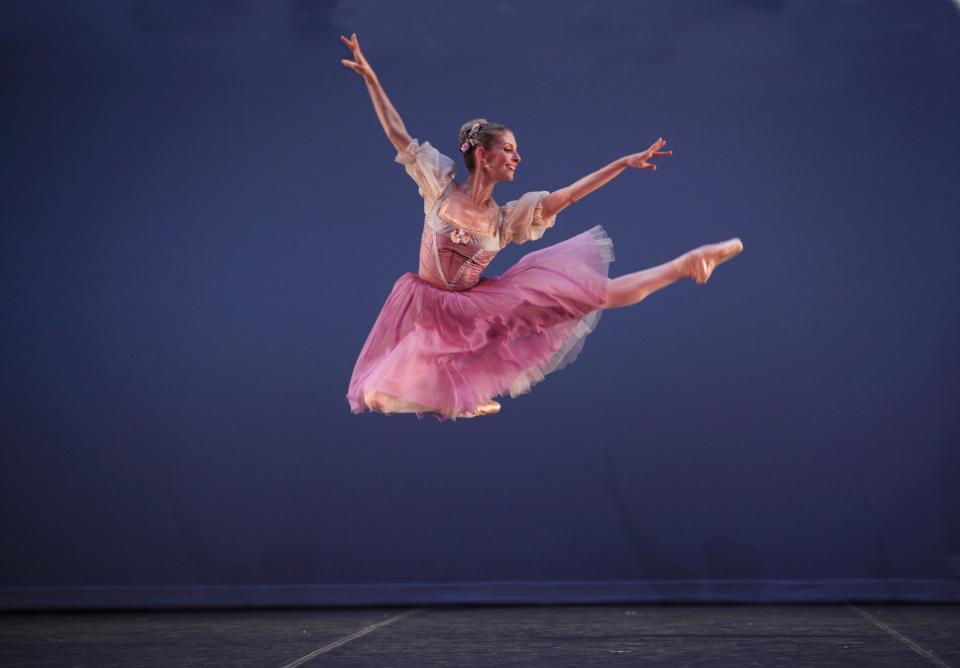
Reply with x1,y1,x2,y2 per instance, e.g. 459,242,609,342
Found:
347,225,614,420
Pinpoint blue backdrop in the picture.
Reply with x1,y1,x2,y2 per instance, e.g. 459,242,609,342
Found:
2,0,959,608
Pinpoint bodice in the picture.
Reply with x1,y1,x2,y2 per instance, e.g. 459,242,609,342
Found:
417,181,502,291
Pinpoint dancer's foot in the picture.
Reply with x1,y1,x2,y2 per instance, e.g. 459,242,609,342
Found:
456,400,502,419
673,238,744,284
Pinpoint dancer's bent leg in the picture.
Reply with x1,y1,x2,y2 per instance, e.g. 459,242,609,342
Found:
602,238,743,310
365,389,500,418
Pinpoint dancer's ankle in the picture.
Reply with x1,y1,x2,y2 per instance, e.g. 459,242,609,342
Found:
672,254,690,280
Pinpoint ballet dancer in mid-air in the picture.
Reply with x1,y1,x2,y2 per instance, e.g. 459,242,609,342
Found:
340,33,743,420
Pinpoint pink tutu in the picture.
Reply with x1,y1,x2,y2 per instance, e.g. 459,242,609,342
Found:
347,225,614,420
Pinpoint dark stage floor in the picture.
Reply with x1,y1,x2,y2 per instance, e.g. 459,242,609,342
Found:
1,603,958,667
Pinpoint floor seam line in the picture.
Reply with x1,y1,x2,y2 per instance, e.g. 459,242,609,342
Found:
846,603,952,668
277,608,422,668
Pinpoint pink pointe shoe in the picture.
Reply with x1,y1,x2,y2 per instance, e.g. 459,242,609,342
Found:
456,400,502,419
673,238,744,284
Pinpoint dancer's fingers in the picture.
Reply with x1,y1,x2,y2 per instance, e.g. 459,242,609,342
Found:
340,36,358,57
341,33,360,52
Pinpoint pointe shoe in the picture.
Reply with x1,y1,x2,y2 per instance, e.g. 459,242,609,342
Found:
477,400,501,415
456,400,502,419
674,238,744,284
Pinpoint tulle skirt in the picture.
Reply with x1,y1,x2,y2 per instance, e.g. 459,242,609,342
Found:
347,225,614,420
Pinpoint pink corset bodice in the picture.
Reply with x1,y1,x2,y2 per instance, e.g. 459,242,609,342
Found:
417,182,503,291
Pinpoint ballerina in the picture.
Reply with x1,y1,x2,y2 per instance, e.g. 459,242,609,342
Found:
340,33,743,420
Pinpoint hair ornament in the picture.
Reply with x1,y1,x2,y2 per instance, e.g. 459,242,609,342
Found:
460,121,483,153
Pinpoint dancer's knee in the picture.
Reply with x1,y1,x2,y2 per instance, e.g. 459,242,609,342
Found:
602,278,645,309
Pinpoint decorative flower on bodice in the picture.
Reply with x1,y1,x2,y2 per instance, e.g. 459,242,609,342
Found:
450,228,470,244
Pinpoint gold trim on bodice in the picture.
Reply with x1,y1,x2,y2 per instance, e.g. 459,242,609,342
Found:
438,188,499,238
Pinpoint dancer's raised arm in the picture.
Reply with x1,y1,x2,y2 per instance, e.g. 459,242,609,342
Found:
540,138,672,221
339,33,413,154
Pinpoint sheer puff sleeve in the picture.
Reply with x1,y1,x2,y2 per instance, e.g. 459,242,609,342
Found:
498,191,558,248
395,138,456,214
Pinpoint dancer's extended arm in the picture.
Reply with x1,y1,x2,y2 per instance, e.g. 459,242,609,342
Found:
540,138,672,221
339,33,413,154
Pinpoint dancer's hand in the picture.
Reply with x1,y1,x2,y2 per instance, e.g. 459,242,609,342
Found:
623,138,672,171
339,33,376,82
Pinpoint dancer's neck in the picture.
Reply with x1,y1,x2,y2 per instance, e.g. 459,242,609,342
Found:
457,173,496,207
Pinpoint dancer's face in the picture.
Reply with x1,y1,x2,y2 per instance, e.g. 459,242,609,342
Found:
479,131,521,182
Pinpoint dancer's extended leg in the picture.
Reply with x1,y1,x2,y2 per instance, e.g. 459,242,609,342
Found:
602,238,743,309
603,261,681,309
